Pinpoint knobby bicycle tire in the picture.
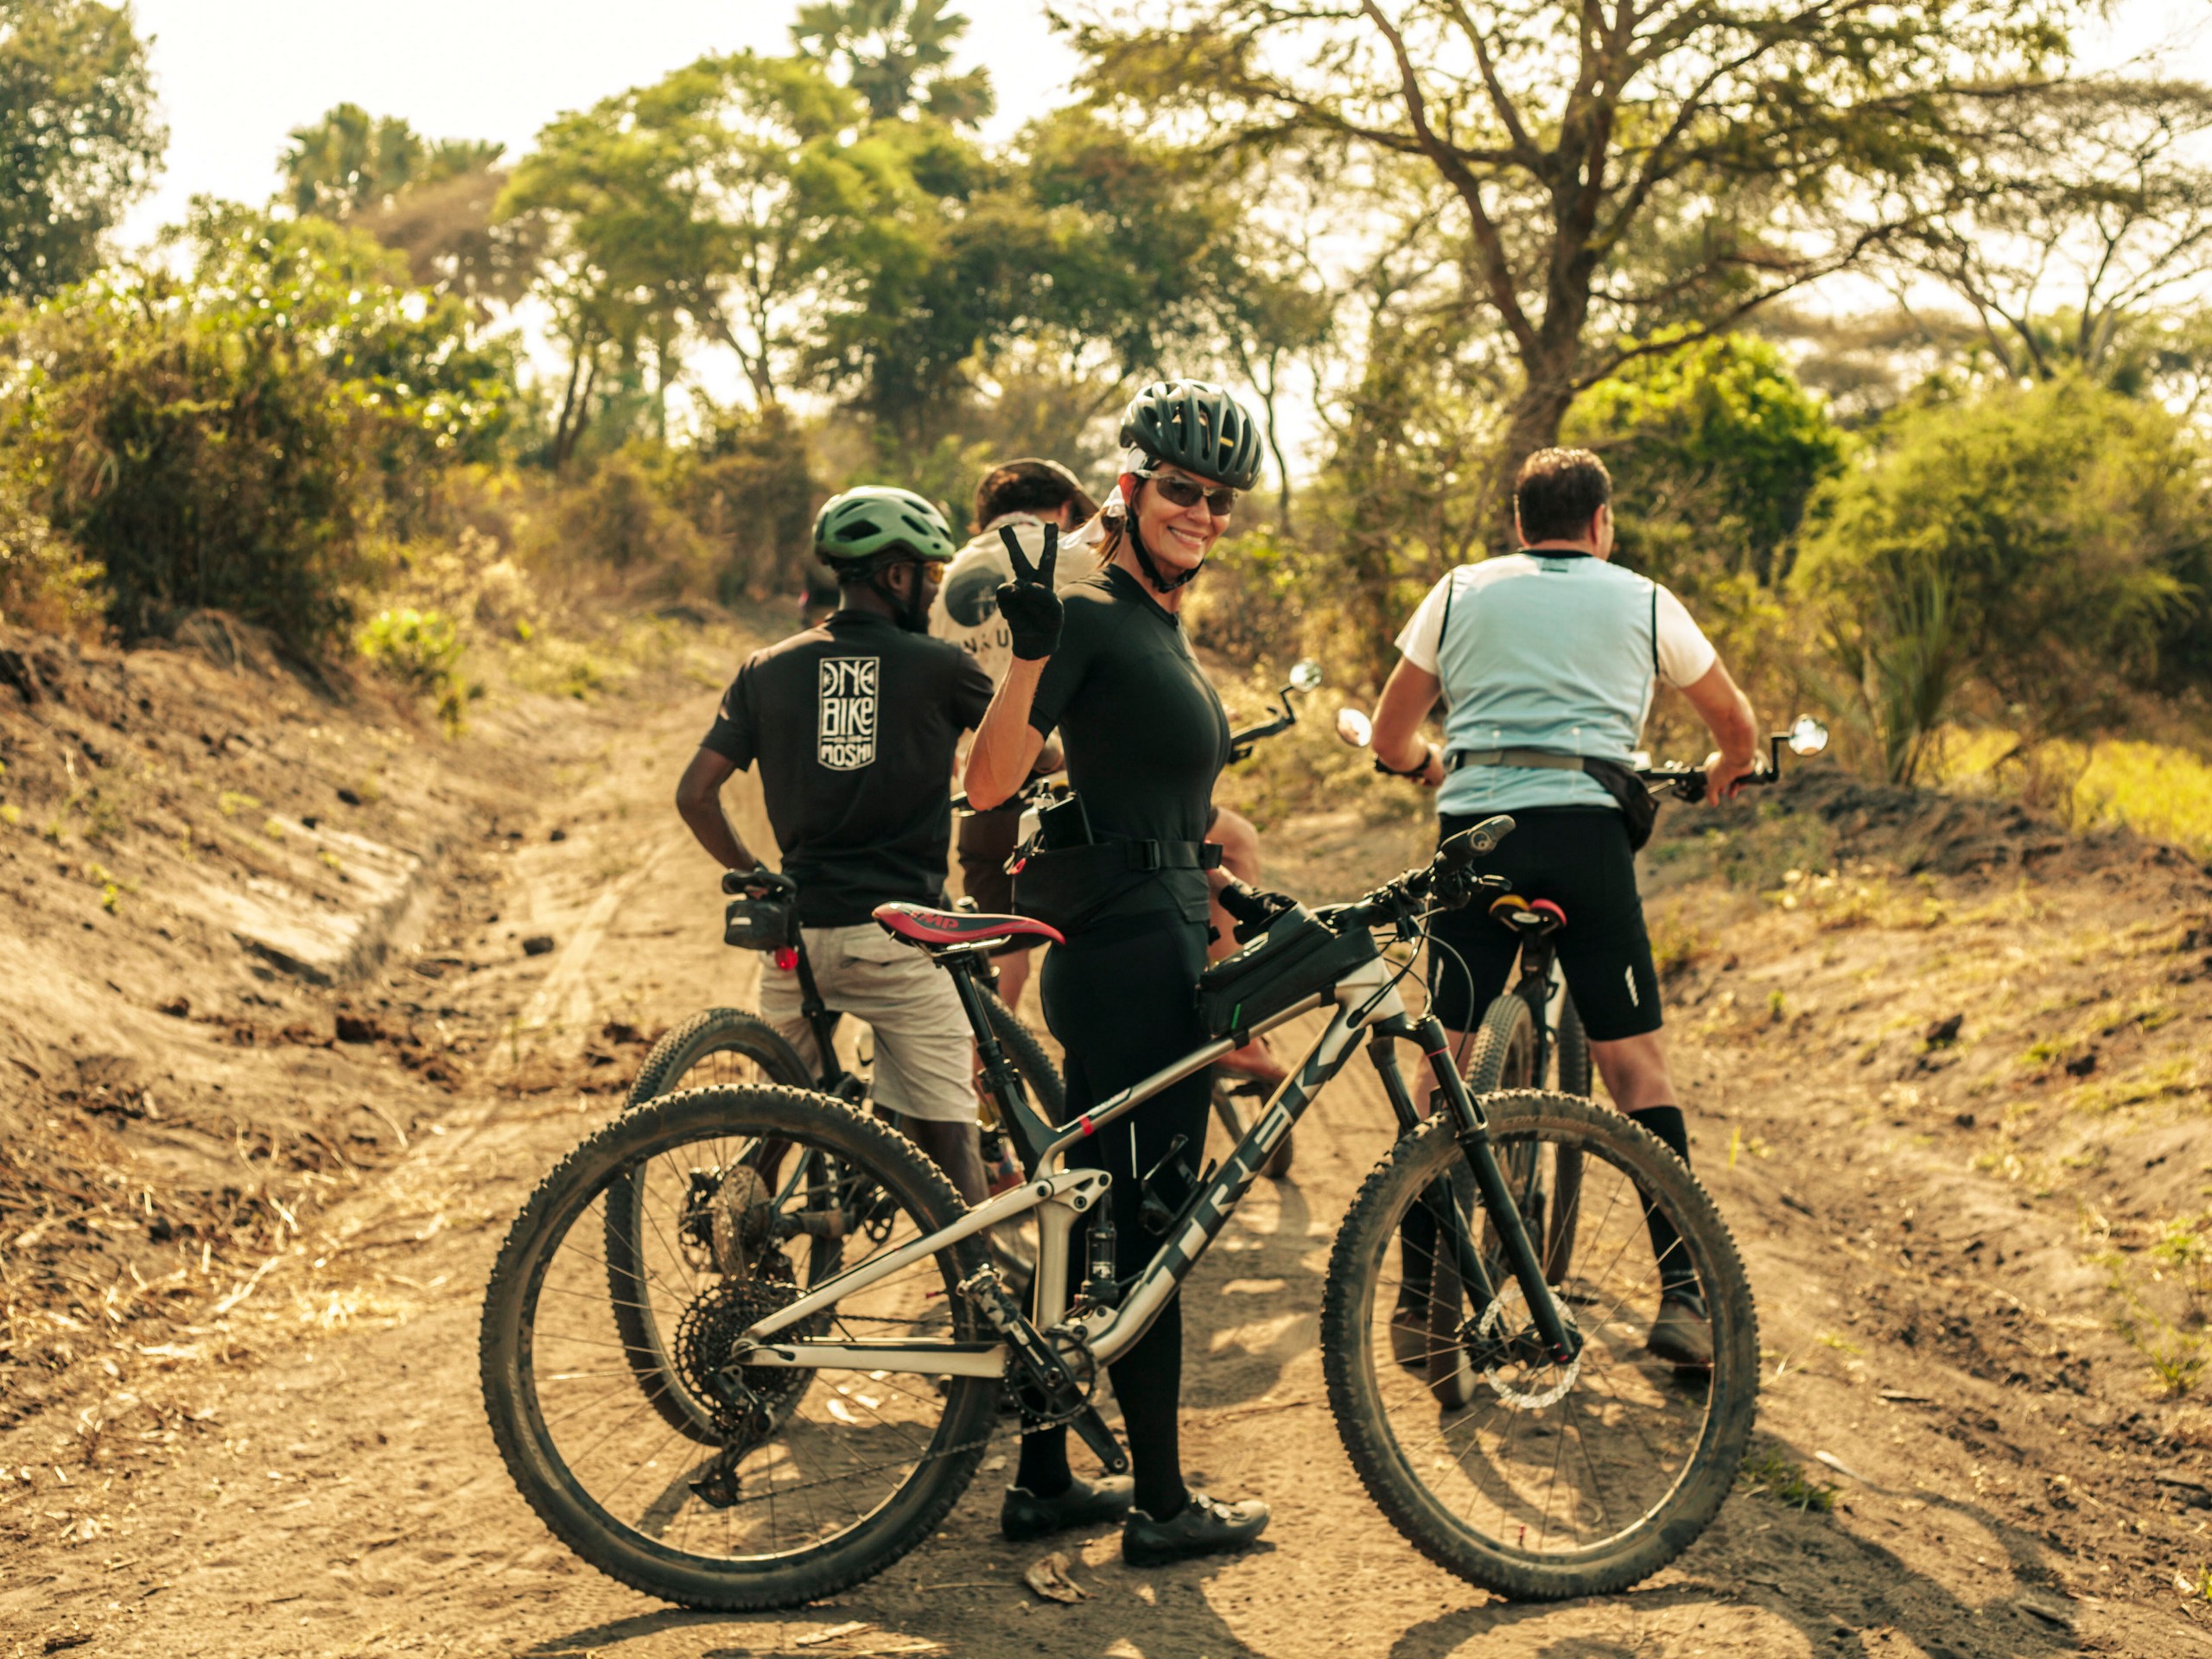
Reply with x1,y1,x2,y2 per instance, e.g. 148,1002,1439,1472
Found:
1321,1091,1758,1601
608,1008,819,1441
482,1084,995,1611
977,985,1065,1120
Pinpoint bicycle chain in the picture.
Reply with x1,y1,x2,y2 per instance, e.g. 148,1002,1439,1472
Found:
693,1324,1103,1514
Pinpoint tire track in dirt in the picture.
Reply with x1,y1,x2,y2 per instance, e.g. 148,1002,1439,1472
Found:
4,673,2208,1657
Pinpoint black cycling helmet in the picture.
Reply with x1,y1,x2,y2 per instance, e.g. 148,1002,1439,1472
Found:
1118,380,1264,492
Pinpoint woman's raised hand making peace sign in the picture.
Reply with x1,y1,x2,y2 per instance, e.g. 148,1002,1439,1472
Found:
995,522,1064,660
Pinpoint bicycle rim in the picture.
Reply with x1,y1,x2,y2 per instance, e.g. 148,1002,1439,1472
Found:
1325,1093,1757,1599
484,1085,995,1605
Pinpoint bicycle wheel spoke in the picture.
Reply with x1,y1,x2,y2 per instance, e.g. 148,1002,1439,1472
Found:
1334,1099,1745,1581
485,1086,995,1593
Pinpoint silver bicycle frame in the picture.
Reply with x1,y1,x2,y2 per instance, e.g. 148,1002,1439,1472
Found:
741,957,1408,1377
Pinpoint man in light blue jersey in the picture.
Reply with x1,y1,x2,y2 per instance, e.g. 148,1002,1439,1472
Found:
1366,446,1760,1370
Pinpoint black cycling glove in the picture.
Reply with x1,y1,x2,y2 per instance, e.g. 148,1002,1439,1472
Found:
996,523,1064,660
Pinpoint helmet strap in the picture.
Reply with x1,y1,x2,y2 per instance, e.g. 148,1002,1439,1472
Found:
1122,474,1205,594
868,561,931,633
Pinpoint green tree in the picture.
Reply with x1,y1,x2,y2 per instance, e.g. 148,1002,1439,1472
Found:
1,207,511,649
0,0,162,299
1793,375,2204,782
504,53,900,462
1888,79,2212,391
283,103,425,218
792,0,993,125
1568,333,1847,587
1068,0,2078,524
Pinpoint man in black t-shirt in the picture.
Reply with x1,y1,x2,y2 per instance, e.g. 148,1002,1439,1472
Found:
675,486,995,1201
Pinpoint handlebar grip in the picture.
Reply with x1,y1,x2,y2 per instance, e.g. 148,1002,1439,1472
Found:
1216,881,1272,926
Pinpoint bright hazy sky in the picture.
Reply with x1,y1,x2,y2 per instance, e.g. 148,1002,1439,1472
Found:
118,0,2209,253
116,0,1082,248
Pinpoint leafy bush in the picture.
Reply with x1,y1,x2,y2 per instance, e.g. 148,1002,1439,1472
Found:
537,446,709,588
357,606,469,730
1794,375,2210,782
671,405,817,601
0,208,512,652
1570,333,1847,588
0,473,99,633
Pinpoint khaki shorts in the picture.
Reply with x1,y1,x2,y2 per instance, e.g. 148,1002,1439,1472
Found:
757,924,976,1124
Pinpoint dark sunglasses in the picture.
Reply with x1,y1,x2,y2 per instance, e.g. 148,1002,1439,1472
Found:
1139,469,1239,517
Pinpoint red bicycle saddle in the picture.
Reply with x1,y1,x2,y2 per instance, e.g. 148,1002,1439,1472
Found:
872,902,1066,950
1488,893,1567,931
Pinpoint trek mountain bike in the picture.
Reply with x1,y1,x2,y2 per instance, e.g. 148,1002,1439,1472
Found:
480,815,1758,1610
601,868,1061,1443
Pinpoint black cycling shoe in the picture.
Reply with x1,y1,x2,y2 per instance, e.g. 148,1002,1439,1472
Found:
1122,1491,1270,1567
1646,1289,1713,1370
1000,1474,1135,1542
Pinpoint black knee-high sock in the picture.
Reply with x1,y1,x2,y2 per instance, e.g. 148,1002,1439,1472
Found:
1626,1104,1699,1297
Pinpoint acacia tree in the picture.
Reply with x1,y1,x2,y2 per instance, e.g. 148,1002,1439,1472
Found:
1066,0,2081,515
1884,79,2212,391
503,54,903,461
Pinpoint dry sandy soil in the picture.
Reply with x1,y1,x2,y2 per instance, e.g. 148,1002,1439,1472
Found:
5,618,2212,1658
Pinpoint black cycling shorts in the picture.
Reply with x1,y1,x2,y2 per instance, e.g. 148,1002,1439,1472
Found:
1425,806,1662,1042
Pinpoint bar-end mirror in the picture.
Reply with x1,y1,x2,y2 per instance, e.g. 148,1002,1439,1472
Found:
1288,658,1324,693
1336,708,1373,748
1787,715,1829,757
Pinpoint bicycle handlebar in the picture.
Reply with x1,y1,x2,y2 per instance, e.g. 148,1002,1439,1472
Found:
1320,813,1517,934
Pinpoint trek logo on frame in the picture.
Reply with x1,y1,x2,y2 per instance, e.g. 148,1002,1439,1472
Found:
817,657,879,770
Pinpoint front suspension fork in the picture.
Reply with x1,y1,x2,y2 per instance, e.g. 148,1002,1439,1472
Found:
1370,1016,1581,1364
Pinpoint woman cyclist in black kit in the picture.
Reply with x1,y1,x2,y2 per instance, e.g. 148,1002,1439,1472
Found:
963,380,1272,1567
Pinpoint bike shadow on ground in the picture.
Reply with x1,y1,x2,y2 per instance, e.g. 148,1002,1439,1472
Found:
1172,1151,1335,1414
515,1560,1281,1659
1382,1440,2086,1659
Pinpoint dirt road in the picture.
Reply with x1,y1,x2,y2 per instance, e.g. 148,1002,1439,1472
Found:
4,656,2209,1658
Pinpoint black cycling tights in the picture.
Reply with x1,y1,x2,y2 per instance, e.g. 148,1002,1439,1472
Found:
1018,918,1214,1522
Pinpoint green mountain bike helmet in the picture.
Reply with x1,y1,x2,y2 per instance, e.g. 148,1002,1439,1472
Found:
812,486,959,567
1119,380,1264,491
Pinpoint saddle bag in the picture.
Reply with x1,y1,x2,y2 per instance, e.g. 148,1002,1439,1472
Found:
723,897,797,952
1194,903,1377,1042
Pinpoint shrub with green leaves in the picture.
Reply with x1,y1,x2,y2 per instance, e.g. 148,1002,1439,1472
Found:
358,606,470,729
0,207,512,653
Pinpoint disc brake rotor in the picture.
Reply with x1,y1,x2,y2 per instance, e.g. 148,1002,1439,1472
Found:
1471,1285,1581,1410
